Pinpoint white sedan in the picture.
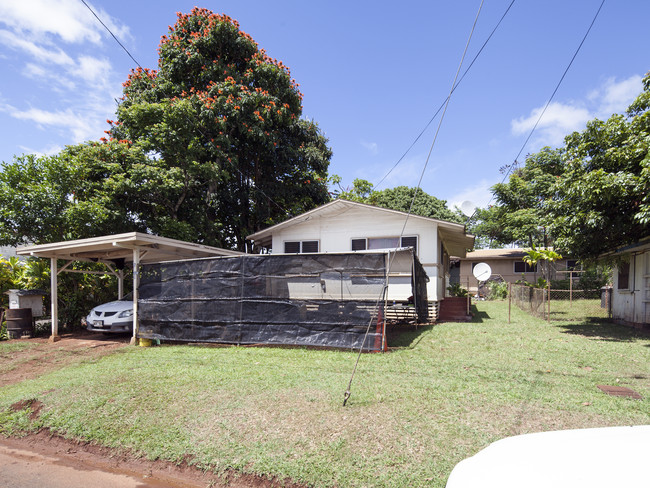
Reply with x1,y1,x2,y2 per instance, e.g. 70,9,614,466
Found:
84,294,133,333
446,425,649,488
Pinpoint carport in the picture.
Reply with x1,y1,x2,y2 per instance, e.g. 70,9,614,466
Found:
16,232,243,344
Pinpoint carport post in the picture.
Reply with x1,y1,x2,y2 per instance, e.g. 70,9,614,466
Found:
130,248,140,345
117,269,124,299
49,257,60,342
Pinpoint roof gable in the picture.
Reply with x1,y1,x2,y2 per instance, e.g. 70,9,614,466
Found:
247,199,474,256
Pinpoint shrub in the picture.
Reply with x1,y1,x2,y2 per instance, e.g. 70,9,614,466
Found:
447,282,469,297
487,281,508,300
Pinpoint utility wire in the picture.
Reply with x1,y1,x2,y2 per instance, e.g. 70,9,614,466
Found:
373,0,516,191
344,0,486,407
80,0,292,219
80,0,142,67
466,0,606,226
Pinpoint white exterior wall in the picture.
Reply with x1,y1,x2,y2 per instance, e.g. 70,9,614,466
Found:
269,207,444,300
612,248,650,326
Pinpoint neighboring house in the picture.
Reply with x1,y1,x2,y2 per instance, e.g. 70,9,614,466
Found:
459,248,579,292
606,237,650,328
246,199,475,314
1,245,19,259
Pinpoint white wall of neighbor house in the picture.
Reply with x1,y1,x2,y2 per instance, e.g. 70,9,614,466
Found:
1,246,19,258
269,206,444,300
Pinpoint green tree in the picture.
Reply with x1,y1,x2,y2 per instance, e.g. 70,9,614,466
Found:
108,8,332,251
547,72,650,259
334,178,464,223
481,147,565,248
523,245,562,284
0,144,146,247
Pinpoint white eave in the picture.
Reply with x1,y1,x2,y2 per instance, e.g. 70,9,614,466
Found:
16,232,243,264
247,199,475,256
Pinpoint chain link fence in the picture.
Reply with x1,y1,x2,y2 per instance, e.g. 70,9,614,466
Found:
510,284,611,322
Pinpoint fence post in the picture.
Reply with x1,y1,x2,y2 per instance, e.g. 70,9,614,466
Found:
508,282,512,324
466,277,470,316
546,280,551,323
569,270,573,304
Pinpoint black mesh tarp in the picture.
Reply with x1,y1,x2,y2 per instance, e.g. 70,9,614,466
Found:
138,250,426,351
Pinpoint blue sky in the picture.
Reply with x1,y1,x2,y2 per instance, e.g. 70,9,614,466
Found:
1,0,648,213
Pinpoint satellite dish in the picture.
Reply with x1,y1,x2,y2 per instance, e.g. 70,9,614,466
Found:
460,200,477,217
473,262,492,281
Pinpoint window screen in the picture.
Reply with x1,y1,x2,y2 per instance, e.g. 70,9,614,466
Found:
284,241,300,253
368,237,400,250
284,240,319,253
617,261,630,290
566,259,580,271
351,239,367,251
401,236,417,254
514,261,536,273
301,240,319,253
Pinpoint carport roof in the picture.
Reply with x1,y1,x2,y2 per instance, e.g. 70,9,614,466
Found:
16,232,243,264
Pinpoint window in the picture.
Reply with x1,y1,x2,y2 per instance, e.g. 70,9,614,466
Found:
368,237,400,250
514,261,536,273
284,240,319,253
351,236,418,254
566,259,580,271
617,261,630,290
351,238,366,251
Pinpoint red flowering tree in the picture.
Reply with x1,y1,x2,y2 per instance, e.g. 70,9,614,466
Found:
109,8,331,250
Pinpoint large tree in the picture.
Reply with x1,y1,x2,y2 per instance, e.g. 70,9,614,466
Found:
0,143,147,246
108,8,332,251
1,9,332,251
471,147,565,248
546,72,650,259
472,72,650,259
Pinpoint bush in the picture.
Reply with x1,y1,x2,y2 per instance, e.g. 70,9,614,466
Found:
447,282,468,297
487,281,508,300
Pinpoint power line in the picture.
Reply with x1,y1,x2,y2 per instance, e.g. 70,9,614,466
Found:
373,0,516,191
467,0,606,226
79,0,142,68
344,0,486,407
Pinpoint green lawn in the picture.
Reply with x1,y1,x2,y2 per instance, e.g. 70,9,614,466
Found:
1,301,649,487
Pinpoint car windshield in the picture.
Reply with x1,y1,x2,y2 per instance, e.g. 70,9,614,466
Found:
119,292,134,301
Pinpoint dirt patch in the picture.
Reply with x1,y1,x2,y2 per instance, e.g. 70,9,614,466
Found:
10,399,43,420
0,331,130,387
0,430,308,488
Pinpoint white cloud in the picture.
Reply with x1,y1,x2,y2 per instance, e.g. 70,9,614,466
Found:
448,179,495,211
18,143,64,158
511,102,591,147
592,75,643,116
22,62,77,91
0,0,129,148
511,75,645,149
0,0,129,45
10,106,103,142
72,55,113,84
361,140,379,155
0,29,75,66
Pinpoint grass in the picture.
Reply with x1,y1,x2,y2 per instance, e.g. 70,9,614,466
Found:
1,301,649,487
0,341,39,355
0,341,41,375
548,298,609,321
